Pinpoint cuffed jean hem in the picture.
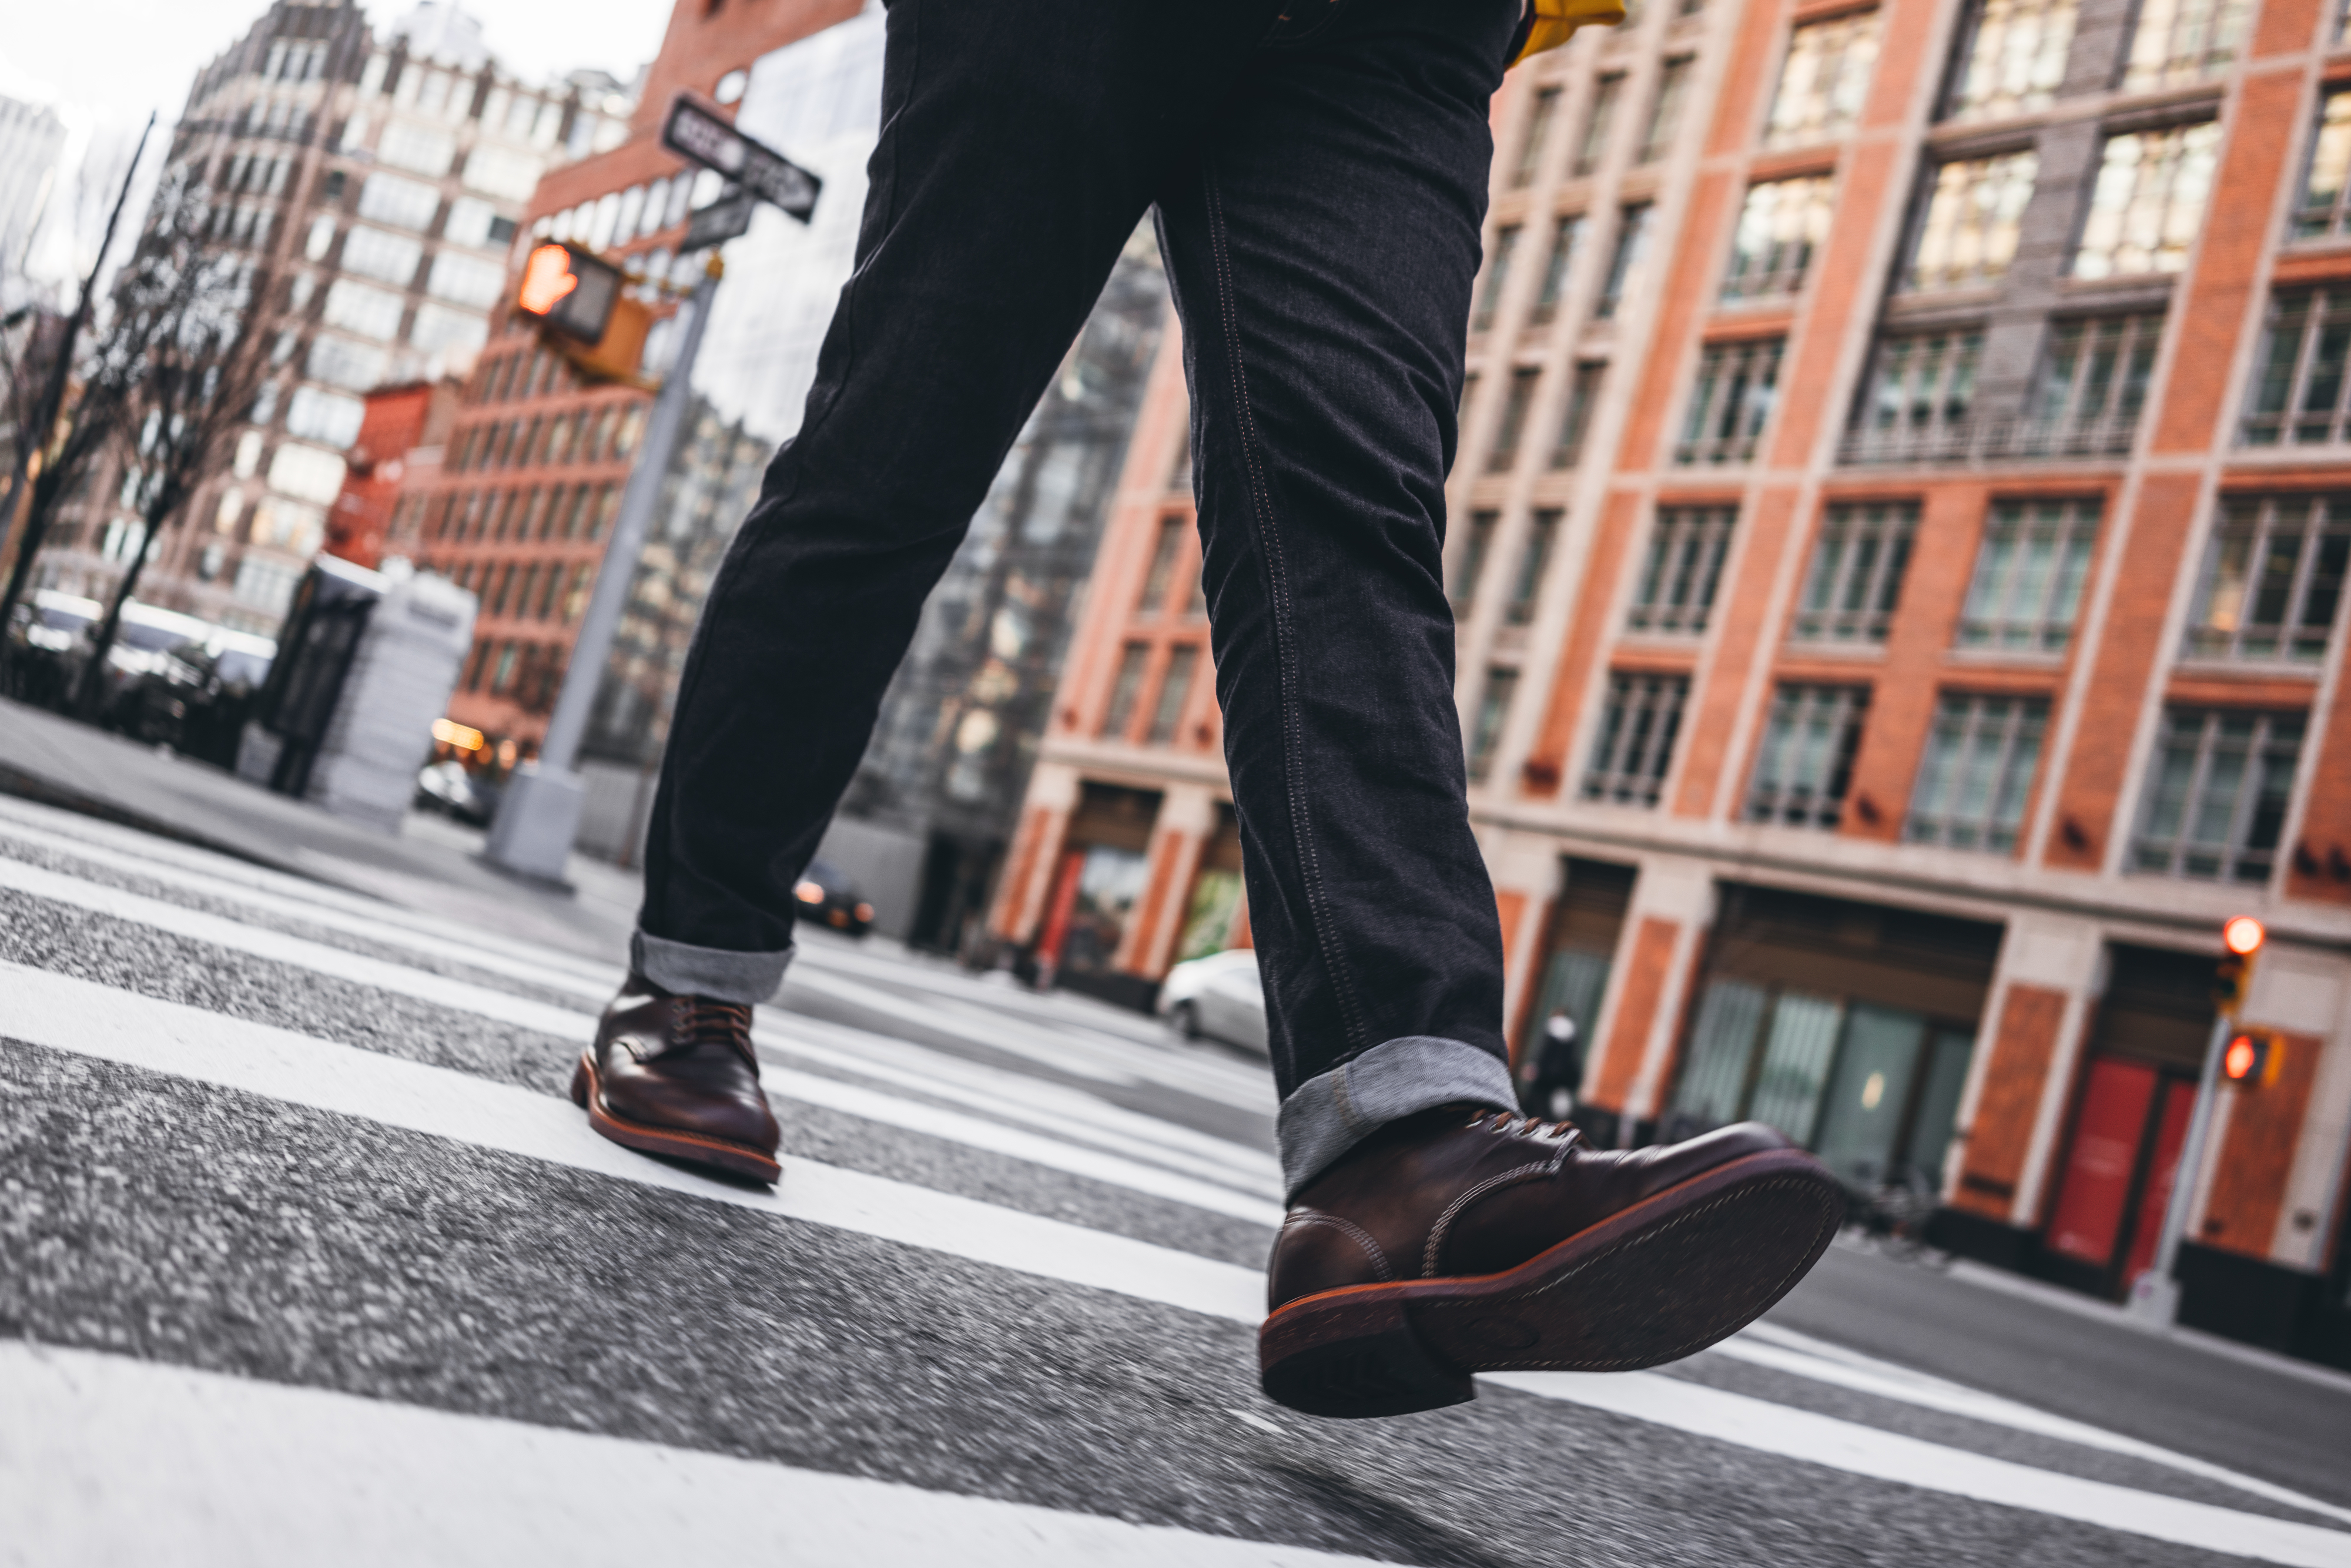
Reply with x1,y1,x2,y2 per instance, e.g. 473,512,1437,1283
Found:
1275,1034,1517,1202
629,929,795,1005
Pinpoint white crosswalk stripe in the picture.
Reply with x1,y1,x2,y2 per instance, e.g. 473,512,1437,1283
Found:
3,808,2350,1567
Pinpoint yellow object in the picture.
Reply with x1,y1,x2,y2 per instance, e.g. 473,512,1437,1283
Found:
1515,0,1628,62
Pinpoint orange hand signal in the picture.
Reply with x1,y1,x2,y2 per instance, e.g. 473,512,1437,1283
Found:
518,244,580,315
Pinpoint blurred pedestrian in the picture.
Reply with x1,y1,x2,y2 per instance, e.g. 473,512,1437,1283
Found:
572,0,1843,1419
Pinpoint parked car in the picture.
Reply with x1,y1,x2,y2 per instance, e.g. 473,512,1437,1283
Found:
1157,947,1267,1054
795,857,874,936
413,759,503,827
108,631,276,765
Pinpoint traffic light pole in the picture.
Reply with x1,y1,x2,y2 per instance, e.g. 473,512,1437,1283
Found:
2125,1009,2233,1326
484,259,721,884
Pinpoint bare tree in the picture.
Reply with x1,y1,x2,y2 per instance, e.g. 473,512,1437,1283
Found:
0,115,154,641
69,169,273,719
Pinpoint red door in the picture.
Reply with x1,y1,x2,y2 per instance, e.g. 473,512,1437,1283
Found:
2119,1078,2196,1285
2045,1058,2158,1268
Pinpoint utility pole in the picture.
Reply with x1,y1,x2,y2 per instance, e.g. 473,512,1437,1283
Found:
2126,914,2265,1325
484,257,720,883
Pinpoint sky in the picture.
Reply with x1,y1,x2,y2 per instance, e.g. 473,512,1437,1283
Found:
1,0,671,283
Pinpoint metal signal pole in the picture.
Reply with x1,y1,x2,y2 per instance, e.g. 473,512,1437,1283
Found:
483,257,720,883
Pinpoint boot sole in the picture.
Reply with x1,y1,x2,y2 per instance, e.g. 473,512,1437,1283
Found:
1259,1148,1843,1419
570,1050,782,1185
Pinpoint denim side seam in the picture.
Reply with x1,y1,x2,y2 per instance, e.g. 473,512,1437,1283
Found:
1198,159,1371,1057
630,929,795,1006
1275,1034,1518,1201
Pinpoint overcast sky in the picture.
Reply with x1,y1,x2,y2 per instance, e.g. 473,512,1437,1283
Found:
4,0,670,281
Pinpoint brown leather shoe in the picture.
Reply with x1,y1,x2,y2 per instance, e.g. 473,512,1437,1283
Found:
569,974,781,1183
1260,1106,1842,1418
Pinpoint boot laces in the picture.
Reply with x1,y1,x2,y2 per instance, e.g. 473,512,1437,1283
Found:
1473,1108,1579,1144
679,997,755,1061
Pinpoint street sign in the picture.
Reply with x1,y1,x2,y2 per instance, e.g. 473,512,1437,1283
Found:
662,96,820,222
681,187,755,253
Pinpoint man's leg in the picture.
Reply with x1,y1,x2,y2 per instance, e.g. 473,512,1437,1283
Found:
577,0,1286,1178
1155,0,1526,1198
1158,0,1847,1418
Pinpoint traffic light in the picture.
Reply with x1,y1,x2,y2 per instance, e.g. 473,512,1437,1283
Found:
2222,1030,2282,1088
514,242,651,383
2213,914,2265,1016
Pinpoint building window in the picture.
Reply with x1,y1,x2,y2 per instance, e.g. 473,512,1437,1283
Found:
1575,75,1624,176
1583,673,1689,806
1722,176,1836,302
1473,224,1522,332
1506,510,1562,626
2243,289,2351,447
1944,0,2078,122
1452,509,1499,611
1676,337,1783,466
2121,0,2248,91
1747,685,1871,829
1628,505,1736,635
1468,668,1519,783
2073,124,2221,279
1101,641,1150,738
1596,205,1653,320
1552,361,1606,468
1763,11,1883,149
1146,645,1199,746
1905,694,2048,853
1846,329,1981,462
1489,368,1541,473
2296,92,2351,239
2028,314,2162,455
1513,87,1562,188
1531,214,1586,326
1907,152,2038,292
2184,494,2351,662
1639,58,1694,164
1791,502,1916,644
2132,708,2305,882
1138,514,1184,612
1960,498,2099,652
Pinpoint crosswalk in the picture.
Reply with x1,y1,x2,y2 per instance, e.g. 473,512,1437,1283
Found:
2,790,2349,1567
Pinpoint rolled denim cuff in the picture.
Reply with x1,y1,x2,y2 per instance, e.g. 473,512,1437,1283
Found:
1276,1034,1516,1201
629,929,795,1004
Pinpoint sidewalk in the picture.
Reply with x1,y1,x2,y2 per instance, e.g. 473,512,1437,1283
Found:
0,695,637,961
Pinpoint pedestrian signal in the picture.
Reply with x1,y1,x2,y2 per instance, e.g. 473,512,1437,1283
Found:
2213,915,2265,1014
517,243,619,342
2221,1030,2279,1088
514,242,651,384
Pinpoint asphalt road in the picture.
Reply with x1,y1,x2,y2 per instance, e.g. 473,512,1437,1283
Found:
2,788,2347,1568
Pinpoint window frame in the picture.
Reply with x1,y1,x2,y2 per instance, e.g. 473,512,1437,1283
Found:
1582,671,1692,807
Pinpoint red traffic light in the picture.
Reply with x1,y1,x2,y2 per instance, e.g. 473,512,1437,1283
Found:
514,242,620,345
2222,916,2266,957
2223,1033,2260,1081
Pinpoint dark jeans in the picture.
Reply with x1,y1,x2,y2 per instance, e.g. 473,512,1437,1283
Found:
635,0,1523,1195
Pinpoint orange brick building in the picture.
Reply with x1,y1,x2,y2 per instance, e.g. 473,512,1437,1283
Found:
996,0,2351,1362
384,0,863,755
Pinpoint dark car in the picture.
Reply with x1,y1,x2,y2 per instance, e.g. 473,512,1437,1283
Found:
795,857,875,936
110,634,277,766
413,759,503,827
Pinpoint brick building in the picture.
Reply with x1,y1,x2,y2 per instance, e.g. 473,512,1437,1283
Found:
387,0,868,769
34,0,624,635
323,376,461,568
994,0,2351,1362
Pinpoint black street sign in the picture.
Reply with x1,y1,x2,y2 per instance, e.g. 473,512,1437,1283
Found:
681,188,755,253
662,96,820,223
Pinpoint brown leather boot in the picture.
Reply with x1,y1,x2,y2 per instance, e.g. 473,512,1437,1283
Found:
1260,1106,1842,1418
570,974,782,1183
